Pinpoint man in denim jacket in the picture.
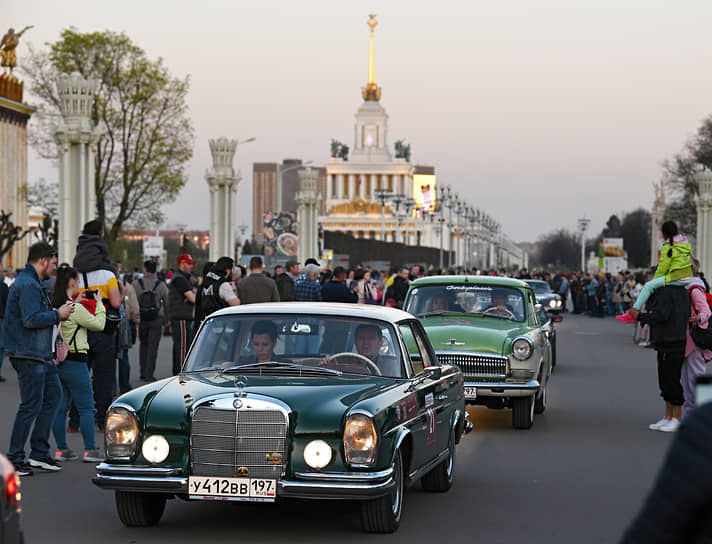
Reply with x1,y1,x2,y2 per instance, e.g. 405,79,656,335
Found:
0,242,73,476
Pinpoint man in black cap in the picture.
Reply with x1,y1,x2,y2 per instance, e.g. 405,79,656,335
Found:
275,259,299,301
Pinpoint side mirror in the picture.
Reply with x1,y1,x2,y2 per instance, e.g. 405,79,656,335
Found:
424,366,442,380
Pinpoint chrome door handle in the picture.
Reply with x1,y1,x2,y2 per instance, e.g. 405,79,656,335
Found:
435,394,448,401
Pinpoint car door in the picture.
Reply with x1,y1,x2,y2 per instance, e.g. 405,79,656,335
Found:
398,320,452,469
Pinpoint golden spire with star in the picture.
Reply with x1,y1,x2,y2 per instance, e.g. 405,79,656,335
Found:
361,14,381,102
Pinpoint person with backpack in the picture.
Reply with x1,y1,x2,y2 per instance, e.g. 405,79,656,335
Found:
168,254,196,375
131,260,169,382
197,257,239,327
49,267,106,463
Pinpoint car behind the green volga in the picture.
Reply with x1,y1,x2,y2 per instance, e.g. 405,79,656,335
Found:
93,303,468,533
404,276,552,429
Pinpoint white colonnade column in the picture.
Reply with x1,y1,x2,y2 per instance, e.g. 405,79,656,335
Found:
205,137,240,261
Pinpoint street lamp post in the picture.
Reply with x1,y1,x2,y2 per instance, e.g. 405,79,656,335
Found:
374,188,393,242
277,160,313,211
577,216,590,272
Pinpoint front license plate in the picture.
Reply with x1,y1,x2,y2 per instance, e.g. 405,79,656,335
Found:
188,476,277,502
464,386,477,399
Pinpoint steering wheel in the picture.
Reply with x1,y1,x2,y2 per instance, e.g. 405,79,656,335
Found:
482,306,516,320
322,352,382,376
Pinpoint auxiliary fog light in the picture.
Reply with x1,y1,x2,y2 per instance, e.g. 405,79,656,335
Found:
549,300,557,308
304,440,332,469
142,435,170,464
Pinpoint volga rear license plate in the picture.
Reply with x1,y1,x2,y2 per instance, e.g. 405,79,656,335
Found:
188,476,276,502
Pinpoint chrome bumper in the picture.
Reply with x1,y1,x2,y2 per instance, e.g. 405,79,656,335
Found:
465,379,540,398
93,464,394,500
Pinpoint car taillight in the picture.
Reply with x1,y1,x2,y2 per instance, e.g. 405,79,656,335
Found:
5,473,20,508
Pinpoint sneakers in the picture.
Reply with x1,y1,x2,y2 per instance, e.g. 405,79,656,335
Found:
659,418,680,432
54,448,79,461
66,426,79,433
12,462,33,477
617,311,637,323
648,418,669,430
83,449,105,463
28,457,62,472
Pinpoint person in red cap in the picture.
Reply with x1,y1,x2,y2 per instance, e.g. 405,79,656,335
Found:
168,254,196,374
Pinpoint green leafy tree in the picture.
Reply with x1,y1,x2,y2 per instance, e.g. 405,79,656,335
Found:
21,29,194,243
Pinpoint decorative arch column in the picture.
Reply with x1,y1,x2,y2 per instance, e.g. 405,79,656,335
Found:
695,169,712,277
205,137,240,261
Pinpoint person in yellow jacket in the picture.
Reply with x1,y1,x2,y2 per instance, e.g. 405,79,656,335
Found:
619,221,694,323
50,267,106,462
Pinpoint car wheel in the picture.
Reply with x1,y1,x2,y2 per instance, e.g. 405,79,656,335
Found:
512,395,535,429
115,491,167,527
421,430,455,492
551,337,557,369
534,385,547,414
360,449,404,533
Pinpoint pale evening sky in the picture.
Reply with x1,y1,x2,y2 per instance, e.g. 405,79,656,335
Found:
8,0,712,243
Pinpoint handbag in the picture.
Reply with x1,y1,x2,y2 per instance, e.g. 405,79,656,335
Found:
55,332,69,365
83,272,121,334
691,325,712,350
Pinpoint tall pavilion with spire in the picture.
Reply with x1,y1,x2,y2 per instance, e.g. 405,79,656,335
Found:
322,14,431,246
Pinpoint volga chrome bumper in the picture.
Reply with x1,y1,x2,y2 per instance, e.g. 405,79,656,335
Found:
465,379,540,398
93,463,394,500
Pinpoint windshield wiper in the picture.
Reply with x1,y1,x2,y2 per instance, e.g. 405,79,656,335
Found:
415,310,463,318
472,312,515,321
221,361,342,376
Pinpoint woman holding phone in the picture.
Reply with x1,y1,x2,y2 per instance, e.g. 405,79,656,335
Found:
50,267,106,462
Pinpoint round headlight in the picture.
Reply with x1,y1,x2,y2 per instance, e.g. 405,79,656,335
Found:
344,414,378,466
105,407,139,458
303,440,332,469
548,300,557,308
512,338,533,361
142,435,170,464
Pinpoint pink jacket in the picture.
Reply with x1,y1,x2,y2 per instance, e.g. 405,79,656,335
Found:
686,278,711,359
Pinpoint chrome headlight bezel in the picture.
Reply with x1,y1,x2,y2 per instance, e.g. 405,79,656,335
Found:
105,405,139,460
343,412,378,467
511,337,533,361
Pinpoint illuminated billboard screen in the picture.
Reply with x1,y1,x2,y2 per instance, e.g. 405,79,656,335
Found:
413,174,436,217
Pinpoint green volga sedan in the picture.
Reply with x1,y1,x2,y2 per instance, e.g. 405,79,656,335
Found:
93,303,469,533
403,276,552,430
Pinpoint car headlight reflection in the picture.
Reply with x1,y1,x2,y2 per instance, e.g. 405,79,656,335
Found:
304,440,332,469
549,300,557,308
512,338,533,361
343,414,377,466
105,407,139,458
142,435,170,464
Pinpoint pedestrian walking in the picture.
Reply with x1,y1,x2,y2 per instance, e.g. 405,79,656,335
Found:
236,257,280,304
384,267,410,308
681,260,711,414
293,263,322,353
321,266,358,303
558,274,569,313
168,254,196,375
118,273,139,393
132,260,169,382
198,257,239,325
355,270,376,304
49,266,106,463
638,285,691,432
73,220,122,431
275,259,299,301
1,242,74,475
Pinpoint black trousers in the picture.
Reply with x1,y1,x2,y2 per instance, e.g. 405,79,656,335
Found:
88,329,117,429
657,347,685,406
139,321,163,380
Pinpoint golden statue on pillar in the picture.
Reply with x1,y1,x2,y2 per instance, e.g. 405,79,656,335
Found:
0,26,33,74
361,14,382,102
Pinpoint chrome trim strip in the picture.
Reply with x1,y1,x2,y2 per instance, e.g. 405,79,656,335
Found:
435,350,507,361
408,448,450,482
92,474,188,493
278,477,395,500
294,467,393,483
464,379,539,390
96,463,183,476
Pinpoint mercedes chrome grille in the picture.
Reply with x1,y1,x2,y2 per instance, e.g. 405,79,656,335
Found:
191,403,288,479
436,352,508,380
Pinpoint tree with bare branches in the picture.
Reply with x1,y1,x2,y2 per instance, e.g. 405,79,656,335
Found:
0,211,28,263
21,29,194,244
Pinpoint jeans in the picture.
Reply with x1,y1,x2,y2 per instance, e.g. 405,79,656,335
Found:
0,317,5,375
171,320,193,375
52,359,96,450
682,348,707,413
7,357,63,463
88,330,116,429
139,321,163,379
118,348,131,393
616,302,626,315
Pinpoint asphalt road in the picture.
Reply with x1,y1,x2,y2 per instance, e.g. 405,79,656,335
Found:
0,315,676,543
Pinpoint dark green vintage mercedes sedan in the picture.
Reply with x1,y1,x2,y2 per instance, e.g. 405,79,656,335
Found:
404,276,552,430
93,303,468,533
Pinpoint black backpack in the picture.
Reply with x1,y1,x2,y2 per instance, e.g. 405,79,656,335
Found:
138,278,161,321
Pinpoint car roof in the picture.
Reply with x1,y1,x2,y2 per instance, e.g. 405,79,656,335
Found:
409,275,530,289
209,302,415,324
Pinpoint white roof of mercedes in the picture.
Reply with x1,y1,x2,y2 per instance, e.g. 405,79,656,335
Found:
210,302,414,323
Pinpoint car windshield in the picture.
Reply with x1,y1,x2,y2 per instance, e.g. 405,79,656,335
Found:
404,284,527,322
525,280,553,294
184,314,405,378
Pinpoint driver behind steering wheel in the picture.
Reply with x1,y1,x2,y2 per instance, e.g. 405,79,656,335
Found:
486,290,515,317
354,324,383,364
